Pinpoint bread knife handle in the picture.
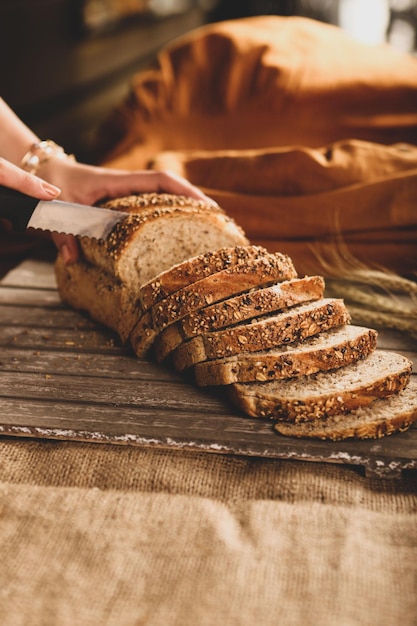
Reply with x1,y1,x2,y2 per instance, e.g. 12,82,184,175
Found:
0,185,39,232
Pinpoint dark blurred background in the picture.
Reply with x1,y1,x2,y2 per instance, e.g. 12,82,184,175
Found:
1,0,416,162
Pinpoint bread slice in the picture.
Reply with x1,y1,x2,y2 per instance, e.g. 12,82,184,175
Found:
275,379,417,440
79,193,249,287
154,276,325,361
138,244,275,312
229,350,412,421
171,298,351,370
194,325,378,386
131,248,298,357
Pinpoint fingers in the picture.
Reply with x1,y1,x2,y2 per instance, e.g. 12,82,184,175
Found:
0,157,61,199
87,166,218,207
52,233,80,265
154,170,218,206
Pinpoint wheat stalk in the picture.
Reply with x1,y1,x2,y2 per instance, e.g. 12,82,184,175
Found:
310,232,417,337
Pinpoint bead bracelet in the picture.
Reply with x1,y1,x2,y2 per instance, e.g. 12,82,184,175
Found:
19,140,75,175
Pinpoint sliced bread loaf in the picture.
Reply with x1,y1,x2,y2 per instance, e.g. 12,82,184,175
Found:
229,350,412,421
194,325,378,386
171,298,351,370
130,248,298,357
274,379,417,440
79,193,249,287
153,276,325,360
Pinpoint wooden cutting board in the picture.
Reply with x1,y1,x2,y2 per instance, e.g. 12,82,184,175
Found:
0,257,416,479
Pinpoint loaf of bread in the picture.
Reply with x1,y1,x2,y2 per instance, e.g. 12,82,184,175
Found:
131,246,296,356
274,379,417,440
171,298,351,370
194,325,378,386
229,350,412,421
54,192,417,441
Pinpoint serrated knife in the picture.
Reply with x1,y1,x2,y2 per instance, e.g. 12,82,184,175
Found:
0,184,128,240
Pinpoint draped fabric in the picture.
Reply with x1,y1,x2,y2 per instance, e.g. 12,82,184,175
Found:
98,15,417,277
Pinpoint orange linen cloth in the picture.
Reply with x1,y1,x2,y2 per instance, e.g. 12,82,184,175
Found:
98,15,417,277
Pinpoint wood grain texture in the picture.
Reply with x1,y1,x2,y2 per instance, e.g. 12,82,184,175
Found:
0,259,416,478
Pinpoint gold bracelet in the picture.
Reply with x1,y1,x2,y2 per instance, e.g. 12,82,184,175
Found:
19,140,75,175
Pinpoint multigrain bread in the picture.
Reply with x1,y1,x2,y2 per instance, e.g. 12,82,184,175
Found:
130,247,298,357
274,379,417,440
79,194,249,287
55,256,137,342
194,325,378,386
153,276,325,360
138,244,277,311
56,194,249,343
53,193,414,443
171,298,351,370
150,249,297,330
229,350,412,421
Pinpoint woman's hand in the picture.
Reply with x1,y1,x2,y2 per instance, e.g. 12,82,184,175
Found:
38,158,215,265
0,157,61,200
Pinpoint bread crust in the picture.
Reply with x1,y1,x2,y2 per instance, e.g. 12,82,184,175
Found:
138,245,294,311
154,276,325,361
194,326,378,386
131,248,298,358
152,251,297,330
80,195,248,284
230,350,412,421
274,380,417,440
130,310,156,357
172,298,351,370
55,255,138,343
100,192,224,214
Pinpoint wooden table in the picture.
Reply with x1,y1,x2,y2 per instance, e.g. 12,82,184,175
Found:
0,258,416,479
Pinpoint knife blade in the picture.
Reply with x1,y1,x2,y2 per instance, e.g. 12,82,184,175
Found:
0,184,128,240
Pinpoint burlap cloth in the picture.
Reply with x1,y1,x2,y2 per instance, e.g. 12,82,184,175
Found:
1,437,416,626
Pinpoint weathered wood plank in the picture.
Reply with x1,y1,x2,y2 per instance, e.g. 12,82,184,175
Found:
0,324,123,354
0,285,62,306
0,348,176,382
0,370,227,413
1,259,57,289
0,397,416,477
0,304,97,329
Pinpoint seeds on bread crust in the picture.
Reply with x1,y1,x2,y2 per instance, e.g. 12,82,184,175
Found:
274,380,417,440
151,251,297,332
229,350,412,421
154,276,325,360
139,245,292,311
80,194,248,286
100,192,223,213
194,325,378,386
172,298,350,370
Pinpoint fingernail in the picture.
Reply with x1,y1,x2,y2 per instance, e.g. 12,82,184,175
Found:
60,244,72,265
41,181,61,197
